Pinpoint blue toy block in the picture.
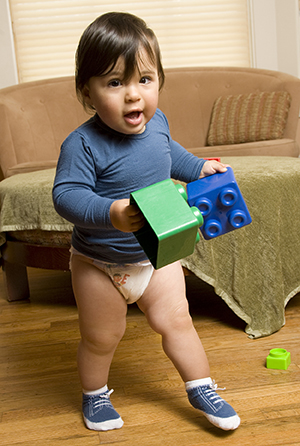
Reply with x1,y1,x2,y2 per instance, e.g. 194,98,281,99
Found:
187,167,252,240
130,179,203,269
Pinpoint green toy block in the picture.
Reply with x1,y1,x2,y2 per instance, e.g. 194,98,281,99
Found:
130,179,203,269
266,348,291,370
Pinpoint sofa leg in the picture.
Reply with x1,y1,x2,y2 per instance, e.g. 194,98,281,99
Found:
2,261,30,301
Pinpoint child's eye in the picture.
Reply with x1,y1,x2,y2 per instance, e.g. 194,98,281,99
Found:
108,79,122,87
140,76,151,84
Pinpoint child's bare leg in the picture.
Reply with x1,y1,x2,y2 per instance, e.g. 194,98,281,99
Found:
137,261,240,430
71,254,127,430
137,261,209,381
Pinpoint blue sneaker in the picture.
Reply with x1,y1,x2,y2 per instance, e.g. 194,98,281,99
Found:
187,380,240,430
82,388,124,431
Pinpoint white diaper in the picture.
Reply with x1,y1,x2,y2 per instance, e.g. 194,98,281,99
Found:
70,247,154,304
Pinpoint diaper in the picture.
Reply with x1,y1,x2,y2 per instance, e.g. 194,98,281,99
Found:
70,247,154,304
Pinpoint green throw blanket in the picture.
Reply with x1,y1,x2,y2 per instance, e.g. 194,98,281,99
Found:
0,169,73,237
0,157,299,338
182,156,300,338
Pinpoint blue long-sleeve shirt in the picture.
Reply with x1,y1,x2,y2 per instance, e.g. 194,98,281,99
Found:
53,109,205,263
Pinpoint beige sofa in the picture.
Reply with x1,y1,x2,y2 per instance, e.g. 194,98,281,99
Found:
0,66,300,303
159,67,300,158
0,67,299,180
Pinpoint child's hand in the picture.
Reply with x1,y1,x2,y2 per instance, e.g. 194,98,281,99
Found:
110,199,145,233
199,160,230,178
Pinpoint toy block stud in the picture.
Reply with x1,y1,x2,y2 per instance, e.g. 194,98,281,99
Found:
186,167,252,240
266,348,291,370
130,179,203,269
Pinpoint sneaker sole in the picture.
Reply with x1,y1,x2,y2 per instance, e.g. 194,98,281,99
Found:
83,415,124,431
201,411,241,430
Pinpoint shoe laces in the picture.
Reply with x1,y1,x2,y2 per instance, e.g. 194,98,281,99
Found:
92,389,114,410
101,389,114,399
203,381,226,405
210,380,226,391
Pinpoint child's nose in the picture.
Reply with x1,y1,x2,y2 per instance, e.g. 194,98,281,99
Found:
125,84,141,102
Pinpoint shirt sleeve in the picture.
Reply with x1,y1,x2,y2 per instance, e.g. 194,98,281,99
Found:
52,132,114,229
155,108,205,182
170,138,206,183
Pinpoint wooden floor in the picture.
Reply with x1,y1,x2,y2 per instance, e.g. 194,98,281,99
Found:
1,268,300,446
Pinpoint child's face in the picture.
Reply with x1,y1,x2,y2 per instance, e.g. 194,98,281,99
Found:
83,50,160,135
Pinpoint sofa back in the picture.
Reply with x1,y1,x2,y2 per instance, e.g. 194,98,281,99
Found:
0,77,89,178
0,67,299,178
159,67,300,151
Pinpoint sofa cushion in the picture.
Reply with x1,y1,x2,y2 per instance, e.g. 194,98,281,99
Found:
6,160,58,177
207,91,291,146
189,138,299,159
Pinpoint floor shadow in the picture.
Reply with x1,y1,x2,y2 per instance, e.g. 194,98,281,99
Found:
185,275,246,332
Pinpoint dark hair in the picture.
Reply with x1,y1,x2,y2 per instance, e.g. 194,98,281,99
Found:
75,12,165,109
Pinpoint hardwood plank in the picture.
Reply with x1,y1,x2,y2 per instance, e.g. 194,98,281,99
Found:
0,269,300,445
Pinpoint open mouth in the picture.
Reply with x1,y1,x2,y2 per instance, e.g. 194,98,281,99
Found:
124,110,143,125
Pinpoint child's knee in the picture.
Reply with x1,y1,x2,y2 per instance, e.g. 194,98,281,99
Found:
82,324,126,354
147,305,193,335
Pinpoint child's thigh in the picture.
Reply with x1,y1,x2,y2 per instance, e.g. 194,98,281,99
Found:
137,261,189,324
71,253,128,340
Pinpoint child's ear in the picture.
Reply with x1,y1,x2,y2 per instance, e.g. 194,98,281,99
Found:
82,84,93,106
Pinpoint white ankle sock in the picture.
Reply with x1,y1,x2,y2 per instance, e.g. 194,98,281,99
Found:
185,377,212,391
83,385,108,396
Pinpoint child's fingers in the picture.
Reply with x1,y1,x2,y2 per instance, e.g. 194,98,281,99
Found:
211,161,229,171
126,204,141,216
200,160,231,178
126,204,145,231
